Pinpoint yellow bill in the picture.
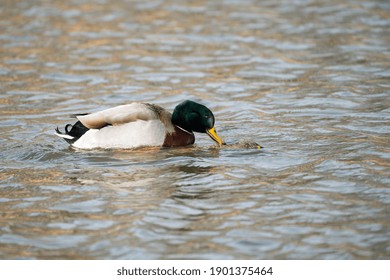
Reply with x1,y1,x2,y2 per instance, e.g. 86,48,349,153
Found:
206,127,225,146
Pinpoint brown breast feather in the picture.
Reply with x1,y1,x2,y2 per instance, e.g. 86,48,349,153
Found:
163,126,195,147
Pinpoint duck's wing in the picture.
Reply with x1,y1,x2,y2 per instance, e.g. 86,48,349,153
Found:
76,103,174,132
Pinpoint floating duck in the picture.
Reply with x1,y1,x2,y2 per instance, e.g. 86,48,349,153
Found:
55,100,225,149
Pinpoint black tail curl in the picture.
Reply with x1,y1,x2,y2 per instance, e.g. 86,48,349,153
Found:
56,121,89,144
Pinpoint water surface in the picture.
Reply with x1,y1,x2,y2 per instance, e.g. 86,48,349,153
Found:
1,0,389,259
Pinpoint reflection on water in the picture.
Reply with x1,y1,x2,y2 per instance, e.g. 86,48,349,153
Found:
1,0,389,259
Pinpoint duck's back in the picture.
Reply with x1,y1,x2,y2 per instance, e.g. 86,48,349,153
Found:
64,103,172,149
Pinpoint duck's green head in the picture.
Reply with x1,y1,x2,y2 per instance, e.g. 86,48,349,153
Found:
172,100,225,146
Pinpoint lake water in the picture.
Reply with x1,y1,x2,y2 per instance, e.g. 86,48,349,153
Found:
0,0,389,259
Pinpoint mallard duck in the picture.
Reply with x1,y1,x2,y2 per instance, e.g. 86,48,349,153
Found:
55,100,225,149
